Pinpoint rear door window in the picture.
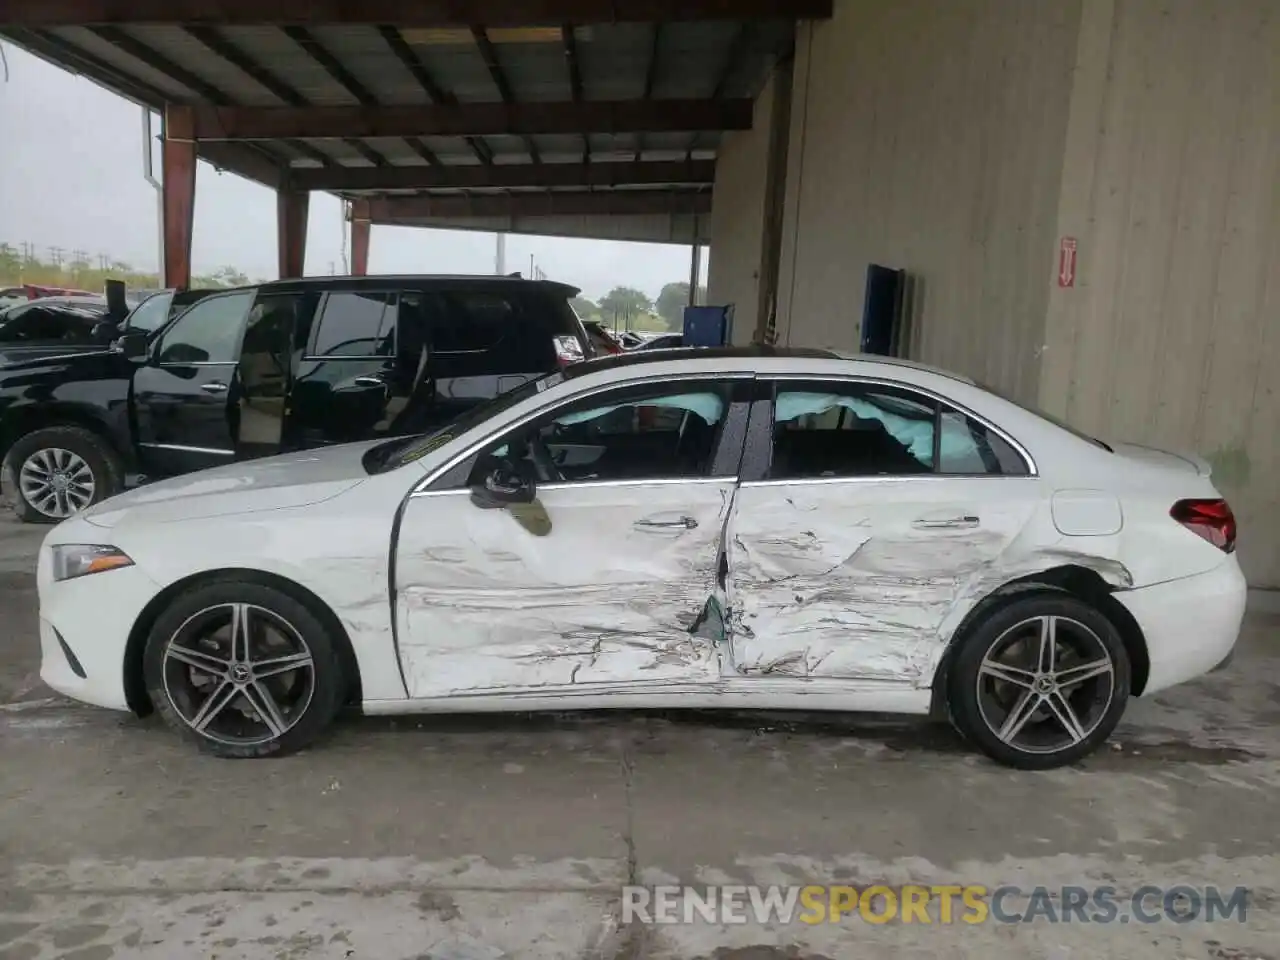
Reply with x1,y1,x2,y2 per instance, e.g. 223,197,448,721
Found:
306,291,396,359
768,380,1030,478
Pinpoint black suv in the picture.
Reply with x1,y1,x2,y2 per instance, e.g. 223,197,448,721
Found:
0,275,592,521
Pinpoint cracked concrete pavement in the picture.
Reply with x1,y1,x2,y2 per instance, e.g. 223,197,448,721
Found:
1,518,1278,959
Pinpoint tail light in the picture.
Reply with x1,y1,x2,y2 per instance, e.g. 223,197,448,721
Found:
1171,498,1236,552
552,335,584,368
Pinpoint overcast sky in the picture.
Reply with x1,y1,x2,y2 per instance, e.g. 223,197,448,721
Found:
0,43,703,302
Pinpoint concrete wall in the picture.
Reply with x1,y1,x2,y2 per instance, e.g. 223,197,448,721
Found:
707,73,777,346
772,0,1081,403
1041,0,1280,585
757,0,1280,584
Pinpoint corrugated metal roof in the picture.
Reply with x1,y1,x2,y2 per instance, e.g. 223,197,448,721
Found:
6,16,793,232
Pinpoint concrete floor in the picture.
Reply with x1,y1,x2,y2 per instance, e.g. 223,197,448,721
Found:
0,518,1277,960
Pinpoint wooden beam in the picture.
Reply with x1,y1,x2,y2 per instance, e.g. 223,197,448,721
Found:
350,199,372,276
366,189,711,221
162,109,197,289
277,187,310,278
294,159,714,191
0,2,835,26
187,99,752,140
197,142,286,188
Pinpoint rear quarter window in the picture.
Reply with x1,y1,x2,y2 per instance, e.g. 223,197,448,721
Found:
426,288,579,378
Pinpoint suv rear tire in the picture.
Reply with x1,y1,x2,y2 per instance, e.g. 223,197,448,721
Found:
1,425,125,523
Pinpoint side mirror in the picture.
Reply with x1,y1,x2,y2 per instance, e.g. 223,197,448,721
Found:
469,458,536,509
115,332,149,360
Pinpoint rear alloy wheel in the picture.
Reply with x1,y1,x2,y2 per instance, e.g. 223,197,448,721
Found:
947,593,1130,769
2,425,123,522
143,580,346,758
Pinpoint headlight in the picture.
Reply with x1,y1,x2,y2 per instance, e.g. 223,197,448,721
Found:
50,544,134,582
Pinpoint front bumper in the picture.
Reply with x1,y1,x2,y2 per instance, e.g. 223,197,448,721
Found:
37,537,162,712
1116,555,1248,695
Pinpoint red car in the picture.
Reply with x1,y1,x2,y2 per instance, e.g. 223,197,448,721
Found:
582,320,625,355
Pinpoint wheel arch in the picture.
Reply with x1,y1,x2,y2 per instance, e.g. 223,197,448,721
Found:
123,567,364,717
0,405,133,475
928,564,1151,719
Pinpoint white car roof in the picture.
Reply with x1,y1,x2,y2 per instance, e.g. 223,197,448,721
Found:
564,346,977,387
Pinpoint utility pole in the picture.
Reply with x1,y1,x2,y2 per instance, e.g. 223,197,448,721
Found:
141,107,164,280
495,233,506,275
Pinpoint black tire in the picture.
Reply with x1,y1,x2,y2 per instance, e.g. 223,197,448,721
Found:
1,425,124,523
946,591,1130,770
143,579,346,758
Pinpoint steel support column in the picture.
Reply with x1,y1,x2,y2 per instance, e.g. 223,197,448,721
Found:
161,106,196,290
350,199,371,276
277,186,309,279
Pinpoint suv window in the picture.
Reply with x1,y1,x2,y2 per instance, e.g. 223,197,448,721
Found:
425,288,582,378
308,291,396,358
769,381,1029,479
154,291,254,365
124,292,174,335
468,381,733,486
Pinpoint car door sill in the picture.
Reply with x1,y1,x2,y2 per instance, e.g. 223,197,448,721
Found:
361,679,930,716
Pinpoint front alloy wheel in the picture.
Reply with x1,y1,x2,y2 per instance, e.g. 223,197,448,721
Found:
162,603,316,746
19,447,97,519
144,580,346,757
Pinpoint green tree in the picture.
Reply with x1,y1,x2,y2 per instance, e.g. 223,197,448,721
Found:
570,295,601,321
656,282,689,327
655,281,710,331
597,286,652,331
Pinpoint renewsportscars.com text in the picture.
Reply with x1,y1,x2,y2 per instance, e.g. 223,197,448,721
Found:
622,884,1249,926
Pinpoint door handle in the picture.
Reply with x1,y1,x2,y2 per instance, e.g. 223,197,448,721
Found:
352,375,386,388
200,381,229,395
636,516,699,530
912,515,980,530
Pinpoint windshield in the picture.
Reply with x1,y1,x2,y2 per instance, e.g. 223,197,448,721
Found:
0,300,108,343
363,371,564,474
978,381,1112,452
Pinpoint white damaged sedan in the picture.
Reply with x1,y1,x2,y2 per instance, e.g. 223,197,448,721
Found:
36,348,1246,768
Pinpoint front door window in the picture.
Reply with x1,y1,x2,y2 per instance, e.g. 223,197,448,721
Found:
153,291,254,365
469,382,734,487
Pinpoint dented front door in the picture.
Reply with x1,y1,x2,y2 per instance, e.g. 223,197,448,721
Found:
394,479,736,699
